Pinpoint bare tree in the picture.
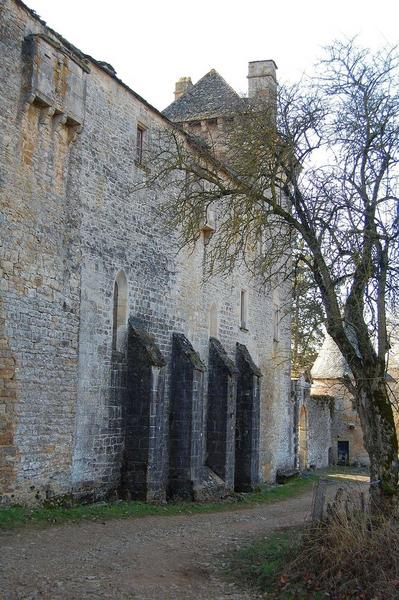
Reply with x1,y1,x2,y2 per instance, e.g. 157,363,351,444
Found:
144,40,399,510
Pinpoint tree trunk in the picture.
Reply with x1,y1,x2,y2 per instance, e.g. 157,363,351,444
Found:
354,376,398,513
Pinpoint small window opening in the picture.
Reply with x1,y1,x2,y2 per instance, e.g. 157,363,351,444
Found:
112,271,128,352
240,290,248,330
112,280,119,350
273,305,280,343
209,303,218,338
136,125,145,165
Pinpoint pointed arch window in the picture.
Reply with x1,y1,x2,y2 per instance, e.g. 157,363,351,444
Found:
112,271,128,352
209,303,218,338
240,289,248,330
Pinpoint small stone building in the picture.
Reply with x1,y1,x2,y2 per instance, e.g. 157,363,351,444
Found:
291,334,399,471
0,0,294,504
310,336,368,466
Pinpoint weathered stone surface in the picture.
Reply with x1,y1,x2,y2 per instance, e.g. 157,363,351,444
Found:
120,321,166,501
168,333,205,499
0,0,294,504
235,343,262,492
24,34,88,125
193,466,231,502
206,337,237,489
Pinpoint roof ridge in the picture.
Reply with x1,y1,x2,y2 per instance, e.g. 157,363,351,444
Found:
163,68,241,122
193,68,240,97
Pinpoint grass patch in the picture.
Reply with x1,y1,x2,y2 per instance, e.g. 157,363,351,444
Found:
227,527,306,599
0,473,316,530
227,526,335,599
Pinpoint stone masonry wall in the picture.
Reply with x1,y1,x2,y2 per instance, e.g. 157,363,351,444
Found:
206,337,237,489
0,0,82,503
0,0,294,503
312,380,369,467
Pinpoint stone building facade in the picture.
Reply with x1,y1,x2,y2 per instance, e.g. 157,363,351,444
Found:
0,0,294,505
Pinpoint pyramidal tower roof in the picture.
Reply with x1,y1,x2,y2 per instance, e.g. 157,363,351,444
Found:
311,334,351,380
163,69,243,122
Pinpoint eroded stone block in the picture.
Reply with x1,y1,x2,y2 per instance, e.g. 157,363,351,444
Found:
24,34,88,126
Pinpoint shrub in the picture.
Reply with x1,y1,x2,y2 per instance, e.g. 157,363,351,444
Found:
284,506,399,599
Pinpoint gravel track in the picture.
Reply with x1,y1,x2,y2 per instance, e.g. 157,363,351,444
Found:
0,489,315,599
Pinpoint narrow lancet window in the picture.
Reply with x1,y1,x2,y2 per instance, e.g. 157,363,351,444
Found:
112,270,128,352
273,305,280,343
136,125,145,165
209,303,218,338
240,290,248,330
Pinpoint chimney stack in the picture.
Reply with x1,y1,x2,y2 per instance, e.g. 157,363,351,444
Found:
247,60,277,99
174,76,193,100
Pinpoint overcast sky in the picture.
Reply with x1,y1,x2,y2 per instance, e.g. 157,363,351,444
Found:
26,0,399,111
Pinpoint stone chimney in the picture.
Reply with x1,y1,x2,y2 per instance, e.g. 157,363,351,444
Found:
247,60,277,99
174,76,193,100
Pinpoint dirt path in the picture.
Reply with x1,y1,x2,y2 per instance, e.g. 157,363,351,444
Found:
0,490,315,600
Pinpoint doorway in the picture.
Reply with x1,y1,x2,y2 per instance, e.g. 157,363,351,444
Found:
337,441,349,465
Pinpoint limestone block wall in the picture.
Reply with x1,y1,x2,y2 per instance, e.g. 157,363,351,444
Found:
331,393,369,467
172,248,294,483
312,380,369,467
0,0,82,503
0,0,294,504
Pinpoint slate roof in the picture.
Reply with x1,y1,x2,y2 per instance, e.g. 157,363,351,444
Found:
163,69,243,122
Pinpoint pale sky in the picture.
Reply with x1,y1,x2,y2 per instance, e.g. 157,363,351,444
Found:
26,0,399,111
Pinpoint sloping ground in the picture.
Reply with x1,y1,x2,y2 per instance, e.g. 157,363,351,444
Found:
0,489,317,600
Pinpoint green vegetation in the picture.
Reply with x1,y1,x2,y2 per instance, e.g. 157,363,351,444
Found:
227,469,399,600
227,528,304,599
0,473,316,530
